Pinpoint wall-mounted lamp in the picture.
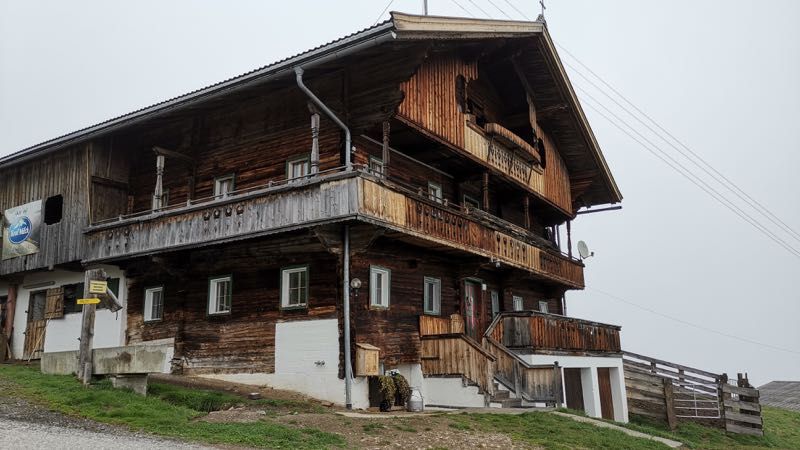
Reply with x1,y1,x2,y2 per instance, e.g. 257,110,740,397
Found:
350,278,362,299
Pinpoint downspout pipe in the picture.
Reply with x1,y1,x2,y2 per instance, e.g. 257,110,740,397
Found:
343,225,353,409
295,67,352,171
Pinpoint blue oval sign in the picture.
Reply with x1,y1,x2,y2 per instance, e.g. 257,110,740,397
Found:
8,217,32,244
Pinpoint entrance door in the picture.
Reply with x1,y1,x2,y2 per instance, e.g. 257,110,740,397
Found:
563,368,585,412
23,290,48,360
597,368,615,420
463,281,480,340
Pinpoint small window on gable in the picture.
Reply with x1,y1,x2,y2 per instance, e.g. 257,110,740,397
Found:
423,277,441,315
144,287,164,322
281,266,309,308
44,195,63,225
491,290,500,318
287,156,310,182
369,156,384,176
512,295,524,311
208,275,232,315
370,266,390,308
538,300,549,314
214,175,235,198
463,195,480,210
427,182,443,204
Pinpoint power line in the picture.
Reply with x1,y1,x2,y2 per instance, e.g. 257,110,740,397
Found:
557,44,800,245
501,0,530,20
578,94,800,259
588,287,800,356
373,0,395,25
464,0,493,18
450,0,476,17
485,0,512,19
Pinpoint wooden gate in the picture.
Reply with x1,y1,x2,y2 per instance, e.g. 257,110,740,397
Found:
598,367,615,420
564,368,584,411
22,287,63,360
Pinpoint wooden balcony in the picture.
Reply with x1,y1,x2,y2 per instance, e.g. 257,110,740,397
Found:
485,311,621,356
359,177,585,288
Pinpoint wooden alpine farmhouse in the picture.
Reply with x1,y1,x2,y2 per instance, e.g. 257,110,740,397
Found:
0,13,629,419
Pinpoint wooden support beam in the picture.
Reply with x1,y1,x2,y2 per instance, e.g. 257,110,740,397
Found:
663,379,677,431
152,154,165,211
566,220,573,258
310,109,320,175
152,146,194,165
482,172,490,211
78,268,105,384
381,121,391,177
523,196,531,229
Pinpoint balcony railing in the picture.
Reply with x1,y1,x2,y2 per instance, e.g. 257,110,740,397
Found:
485,311,621,355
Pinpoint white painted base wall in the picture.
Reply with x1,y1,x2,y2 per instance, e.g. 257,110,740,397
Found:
200,319,369,409
10,266,127,359
422,376,486,408
523,354,629,422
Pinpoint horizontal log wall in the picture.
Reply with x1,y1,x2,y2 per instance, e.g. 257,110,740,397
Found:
0,145,89,275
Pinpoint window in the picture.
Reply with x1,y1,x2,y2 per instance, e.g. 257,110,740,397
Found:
427,182,443,203
62,278,119,314
512,295,524,311
370,266,391,308
208,276,232,315
287,156,310,182
423,277,441,315
214,175,235,198
281,266,309,308
369,156,384,176
491,290,500,318
538,300,549,314
463,195,480,210
144,287,164,322
44,195,63,225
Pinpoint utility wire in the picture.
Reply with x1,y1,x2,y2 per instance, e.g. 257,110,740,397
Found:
501,0,530,20
578,93,800,259
486,0,513,19
588,287,800,356
373,0,395,25
557,45,800,244
465,0,494,18
450,0,476,17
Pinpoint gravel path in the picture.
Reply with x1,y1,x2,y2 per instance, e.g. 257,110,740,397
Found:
0,418,212,449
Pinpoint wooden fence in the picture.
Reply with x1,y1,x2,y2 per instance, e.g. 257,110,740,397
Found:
488,311,621,354
420,334,496,397
483,336,562,405
623,352,763,436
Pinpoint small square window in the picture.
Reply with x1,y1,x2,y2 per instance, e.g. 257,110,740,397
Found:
208,276,232,315
428,182,443,203
44,195,63,225
463,195,480,210
538,300,549,314
423,277,441,315
512,295,524,311
491,290,500,318
144,287,164,322
370,266,391,308
287,156,310,182
281,266,309,308
214,175,235,198
369,156,384,176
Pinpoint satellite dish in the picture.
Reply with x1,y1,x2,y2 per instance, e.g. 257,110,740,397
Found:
577,240,593,260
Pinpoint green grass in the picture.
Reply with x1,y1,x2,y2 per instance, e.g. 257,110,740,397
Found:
0,365,344,449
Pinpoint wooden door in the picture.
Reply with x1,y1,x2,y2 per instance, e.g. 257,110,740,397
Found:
563,368,585,412
23,291,48,360
463,281,480,340
597,367,615,420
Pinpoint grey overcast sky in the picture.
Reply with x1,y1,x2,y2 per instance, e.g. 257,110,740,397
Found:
1,1,798,385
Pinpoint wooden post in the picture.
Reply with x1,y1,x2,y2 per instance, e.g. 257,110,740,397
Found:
2,284,17,360
513,360,521,398
566,220,572,258
482,172,490,211
553,361,563,408
310,110,320,175
78,268,106,385
663,378,677,430
523,196,531,229
152,154,165,211
381,121,390,177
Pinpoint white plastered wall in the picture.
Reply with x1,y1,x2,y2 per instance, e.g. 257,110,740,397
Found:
525,353,629,422
10,265,127,359
200,318,370,409
391,362,486,408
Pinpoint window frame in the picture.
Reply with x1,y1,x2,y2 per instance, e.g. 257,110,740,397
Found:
280,265,310,309
213,174,236,199
286,155,311,182
463,194,481,210
538,300,549,314
491,290,500,318
143,286,164,322
369,265,391,309
512,295,524,312
423,276,441,315
207,275,233,316
427,181,443,204
368,156,384,176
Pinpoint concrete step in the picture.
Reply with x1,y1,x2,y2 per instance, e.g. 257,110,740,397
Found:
491,390,510,401
497,398,523,408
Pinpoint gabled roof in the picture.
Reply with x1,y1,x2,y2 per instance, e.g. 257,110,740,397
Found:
2,12,620,206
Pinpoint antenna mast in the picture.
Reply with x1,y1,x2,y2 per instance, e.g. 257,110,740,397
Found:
538,0,546,21
423,0,428,15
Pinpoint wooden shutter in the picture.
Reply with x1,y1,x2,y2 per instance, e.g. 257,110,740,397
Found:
44,287,64,320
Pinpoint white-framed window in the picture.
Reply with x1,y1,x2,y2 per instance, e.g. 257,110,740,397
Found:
427,182,443,203
463,194,480,210
423,277,441,315
491,290,500,318
369,156,384,176
370,266,391,308
208,275,232,315
144,286,164,322
512,295,524,311
281,266,309,308
214,175,235,198
287,156,310,182
538,300,549,313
